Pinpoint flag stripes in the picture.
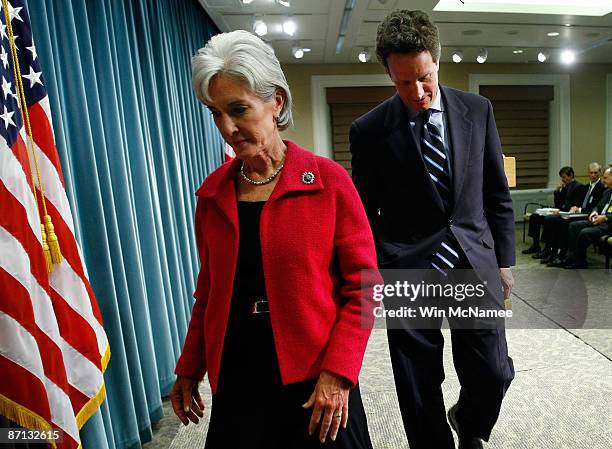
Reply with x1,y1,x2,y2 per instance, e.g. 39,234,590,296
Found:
0,1,110,447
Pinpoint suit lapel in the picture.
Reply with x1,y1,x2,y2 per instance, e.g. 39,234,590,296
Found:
442,86,472,210
385,94,445,213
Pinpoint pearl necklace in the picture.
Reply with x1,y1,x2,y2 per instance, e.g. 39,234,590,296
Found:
240,160,284,185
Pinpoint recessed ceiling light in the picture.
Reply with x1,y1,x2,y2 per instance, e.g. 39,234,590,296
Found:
358,49,371,63
476,48,488,63
242,0,254,4
292,46,304,59
276,0,291,6
283,18,296,36
253,17,267,36
452,50,463,63
513,49,524,54
560,49,576,64
547,32,560,37
564,23,571,27
537,51,549,62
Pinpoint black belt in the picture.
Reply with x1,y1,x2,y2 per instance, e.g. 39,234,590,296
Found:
250,299,269,314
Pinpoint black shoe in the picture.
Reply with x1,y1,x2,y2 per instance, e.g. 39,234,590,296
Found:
522,246,540,254
448,404,484,449
532,252,547,259
547,259,565,267
564,262,588,269
541,255,556,264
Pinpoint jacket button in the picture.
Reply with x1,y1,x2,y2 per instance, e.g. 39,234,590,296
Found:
448,219,454,227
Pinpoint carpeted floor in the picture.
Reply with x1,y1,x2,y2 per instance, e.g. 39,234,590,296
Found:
145,226,612,449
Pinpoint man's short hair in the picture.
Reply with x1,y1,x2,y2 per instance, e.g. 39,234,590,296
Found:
588,162,602,173
376,10,441,70
559,166,575,177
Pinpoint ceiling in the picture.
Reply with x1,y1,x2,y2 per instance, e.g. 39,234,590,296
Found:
197,0,612,64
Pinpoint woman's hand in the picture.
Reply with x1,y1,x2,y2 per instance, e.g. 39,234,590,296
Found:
170,376,205,425
302,371,351,443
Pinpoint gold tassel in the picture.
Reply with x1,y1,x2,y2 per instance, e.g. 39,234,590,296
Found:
504,298,512,311
41,224,53,273
44,215,62,264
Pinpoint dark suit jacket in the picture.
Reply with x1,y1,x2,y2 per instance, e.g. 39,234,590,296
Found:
350,86,515,272
554,179,584,211
580,179,605,214
594,189,612,230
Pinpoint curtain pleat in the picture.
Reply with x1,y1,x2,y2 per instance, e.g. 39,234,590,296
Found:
25,0,222,447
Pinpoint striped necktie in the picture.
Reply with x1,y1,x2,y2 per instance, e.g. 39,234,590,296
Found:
420,109,461,274
581,183,594,210
421,109,452,210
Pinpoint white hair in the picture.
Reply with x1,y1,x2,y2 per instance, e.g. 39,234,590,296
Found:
588,162,602,172
192,30,293,130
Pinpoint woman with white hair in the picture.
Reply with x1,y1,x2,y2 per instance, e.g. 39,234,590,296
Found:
169,30,378,449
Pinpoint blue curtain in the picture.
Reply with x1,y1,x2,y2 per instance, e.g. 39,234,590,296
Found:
26,0,222,447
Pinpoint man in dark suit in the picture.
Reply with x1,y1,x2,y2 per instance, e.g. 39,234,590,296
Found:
350,10,515,449
542,163,605,265
558,166,612,269
524,166,583,257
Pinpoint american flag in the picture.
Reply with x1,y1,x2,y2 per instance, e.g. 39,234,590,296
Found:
0,1,109,447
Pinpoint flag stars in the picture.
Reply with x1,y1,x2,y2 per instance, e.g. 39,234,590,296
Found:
0,104,15,129
26,44,36,60
0,47,8,69
1,76,12,98
8,3,23,22
22,65,42,88
0,23,6,40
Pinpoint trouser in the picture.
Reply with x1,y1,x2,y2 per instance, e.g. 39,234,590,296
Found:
387,326,514,449
541,215,570,256
527,213,545,247
386,254,514,449
567,221,609,264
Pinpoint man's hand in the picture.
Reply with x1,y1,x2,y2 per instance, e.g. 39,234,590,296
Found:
591,214,607,225
303,371,350,443
569,206,580,213
170,376,205,425
499,267,514,301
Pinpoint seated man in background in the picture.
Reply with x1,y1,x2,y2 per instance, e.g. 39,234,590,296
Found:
541,162,605,265
559,166,612,269
523,166,583,256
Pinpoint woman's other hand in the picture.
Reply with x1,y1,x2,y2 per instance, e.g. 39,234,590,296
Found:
302,371,351,443
170,376,205,425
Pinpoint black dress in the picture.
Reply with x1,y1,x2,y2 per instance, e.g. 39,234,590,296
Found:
204,201,373,449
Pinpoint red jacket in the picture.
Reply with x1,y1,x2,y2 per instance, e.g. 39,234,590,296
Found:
175,140,379,393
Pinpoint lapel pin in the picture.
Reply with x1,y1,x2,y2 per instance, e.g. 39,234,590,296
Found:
301,171,315,185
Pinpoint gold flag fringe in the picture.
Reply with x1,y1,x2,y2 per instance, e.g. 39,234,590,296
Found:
0,394,58,449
